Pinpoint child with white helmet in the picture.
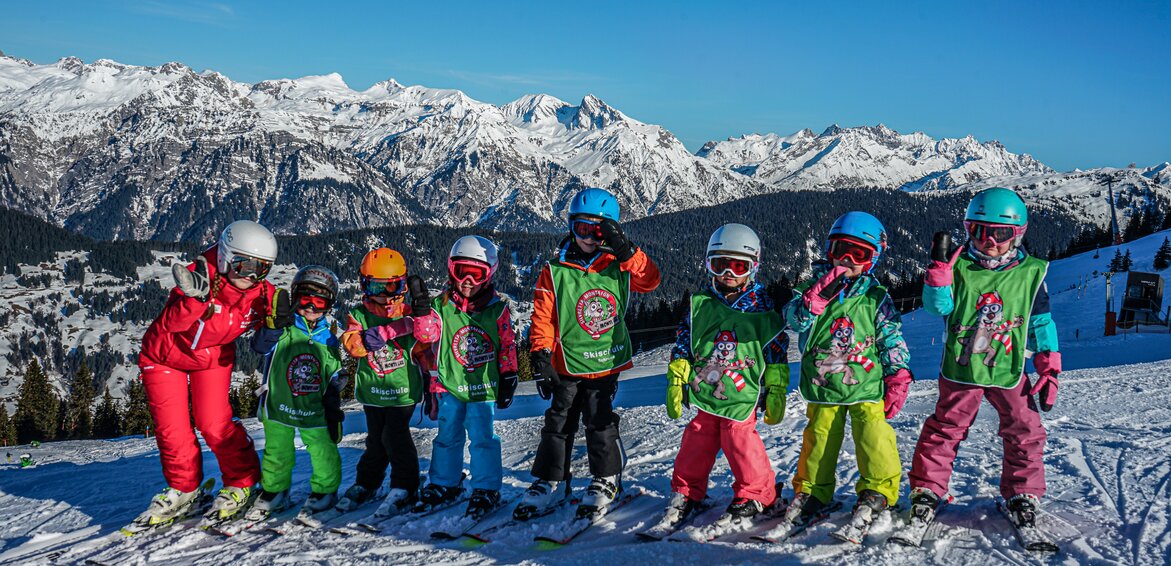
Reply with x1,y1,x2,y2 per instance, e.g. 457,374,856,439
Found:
772,211,912,544
412,235,519,520
648,223,789,539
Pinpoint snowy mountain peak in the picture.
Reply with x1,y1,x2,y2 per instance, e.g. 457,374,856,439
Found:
55,56,86,74
571,94,625,130
502,93,570,125
820,124,844,137
367,77,405,94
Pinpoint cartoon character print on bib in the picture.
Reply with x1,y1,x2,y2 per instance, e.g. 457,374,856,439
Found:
954,291,1024,368
576,289,619,340
811,315,875,387
690,330,757,400
367,342,407,377
286,353,323,396
452,325,497,371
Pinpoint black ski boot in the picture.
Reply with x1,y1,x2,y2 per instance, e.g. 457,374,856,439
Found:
413,483,463,513
830,489,887,544
464,489,502,520
726,497,766,519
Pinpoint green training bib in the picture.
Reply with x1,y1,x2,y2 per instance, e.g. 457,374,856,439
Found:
435,296,507,403
262,326,342,428
550,261,633,375
799,283,886,405
351,306,422,407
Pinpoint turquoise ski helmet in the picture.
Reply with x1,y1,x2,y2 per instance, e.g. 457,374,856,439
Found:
965,187,1028,227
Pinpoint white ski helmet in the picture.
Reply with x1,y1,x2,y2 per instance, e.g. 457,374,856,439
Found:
449,235,500,270
216,220,278,275
707,223,761,260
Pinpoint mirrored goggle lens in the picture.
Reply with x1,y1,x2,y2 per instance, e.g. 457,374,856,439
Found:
362,276,406,297
296,295,330,310
827,239,875,264
707,256,754,277
571,220,603,240
450,260,490,284
229,255,273,280
966,222,1018,244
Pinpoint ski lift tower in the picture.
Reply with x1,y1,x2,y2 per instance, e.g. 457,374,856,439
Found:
1107,179,1124,246
1105,271,1117,336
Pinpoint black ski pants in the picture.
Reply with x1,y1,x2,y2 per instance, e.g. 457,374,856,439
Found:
531,373,624,482
355,405,420,492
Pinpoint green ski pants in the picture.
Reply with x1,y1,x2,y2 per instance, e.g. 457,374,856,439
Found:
260,419,342,495
792,401,901,506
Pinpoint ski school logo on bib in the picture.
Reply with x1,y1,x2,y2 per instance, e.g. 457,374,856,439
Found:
452,325,496,371
367,344,406,377
575,289,619,340
286,353,322,397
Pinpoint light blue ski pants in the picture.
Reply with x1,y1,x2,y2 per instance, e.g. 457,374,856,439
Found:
428,393,502,491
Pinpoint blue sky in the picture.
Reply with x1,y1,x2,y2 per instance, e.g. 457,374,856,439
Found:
2,0,1168,171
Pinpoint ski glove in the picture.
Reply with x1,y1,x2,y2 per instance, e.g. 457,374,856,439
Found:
531,349,558,400
323,384,345,444
598,219,637,263
883,369,913,419
172,255,211,301
924,245,964,288
496,372,519,409
362,326,389,352
407,275,432,318
760,363,789,425
1030,351,1061,411
666,358,690,420
266,288,294,330
802,265,852,316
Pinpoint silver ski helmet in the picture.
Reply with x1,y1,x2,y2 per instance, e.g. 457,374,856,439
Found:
706,223,761,280
216,220,278,280
448,235,499,286
291,265,340,308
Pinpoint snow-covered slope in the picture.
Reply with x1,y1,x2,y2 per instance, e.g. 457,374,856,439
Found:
2,230,1170,564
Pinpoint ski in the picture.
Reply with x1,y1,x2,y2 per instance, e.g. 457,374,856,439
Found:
997,499,1060,553
634,498,716,542
749,500,843,544
352,492,470,534
209,498,302,537
829,504,899,545
460,496,581,546
431,495,519,540
118,478,216,537
672,499,787,543
533,488,642,549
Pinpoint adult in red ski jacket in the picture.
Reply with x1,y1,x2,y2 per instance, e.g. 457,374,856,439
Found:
132,220,282,526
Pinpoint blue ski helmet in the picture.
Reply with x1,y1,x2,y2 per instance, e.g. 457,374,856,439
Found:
965,187,1028,227
827,211,887,270
567,188,620,230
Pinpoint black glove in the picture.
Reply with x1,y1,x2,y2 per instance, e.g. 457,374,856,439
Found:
496,372,518,409
531,349,558,400
407,275,432,316
266,288,294,330
598,219,637,262
323,385,345,444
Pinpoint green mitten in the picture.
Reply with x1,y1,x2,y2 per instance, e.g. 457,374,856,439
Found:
666,358,691,420
762,364,789,425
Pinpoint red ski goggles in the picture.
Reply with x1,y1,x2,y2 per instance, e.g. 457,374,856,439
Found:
226,254,273,282
295,294,331,311
361,276,406,297
964,220,1024,246
827,237,876,265
448,259,493,286
571,219,604,241
706,255,758,278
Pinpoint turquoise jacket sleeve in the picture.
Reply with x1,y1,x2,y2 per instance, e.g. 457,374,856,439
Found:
875,294,911,377
1027,282,1059,353
922,284,955,317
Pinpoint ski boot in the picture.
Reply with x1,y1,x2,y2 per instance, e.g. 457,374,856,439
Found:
302,492,338,515
1001,493,1059,552
412,483,463,513
514,478,571,521
374,487,418,518
334,484,376,513
1005,494,1041,528
201,486,255,527
726,497,766,519
830,489,887,544
576,475,620,520
242,489,291,522
123,482,212,535
663,492,706,529
464,489,503,520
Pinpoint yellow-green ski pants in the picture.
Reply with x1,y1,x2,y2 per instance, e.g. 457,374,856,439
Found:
792,401,901,506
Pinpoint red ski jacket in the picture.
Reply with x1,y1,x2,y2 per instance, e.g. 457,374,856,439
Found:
139,247,274,372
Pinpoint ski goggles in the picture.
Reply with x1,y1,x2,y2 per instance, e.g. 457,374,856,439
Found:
226,254,273,282
571,219,604,241
827,237,877,265
706,255,758,278
295,294,331,311
361,276,407,297
964,220,1025,246
448,258,493,286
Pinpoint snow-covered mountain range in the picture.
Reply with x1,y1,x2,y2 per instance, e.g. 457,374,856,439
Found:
1,52,1169,243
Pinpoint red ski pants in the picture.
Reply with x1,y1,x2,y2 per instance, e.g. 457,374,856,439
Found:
671,410,776,505
910,376,1046,500
141,363,260,492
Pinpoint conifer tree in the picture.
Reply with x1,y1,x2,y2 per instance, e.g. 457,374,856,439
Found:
1109,249,1124,272
61,362,96,439
1122,249,1134,271
93,388,122,439
0,403,16,447
13,360,59,443
1154,237,1171,271
121,380,154,438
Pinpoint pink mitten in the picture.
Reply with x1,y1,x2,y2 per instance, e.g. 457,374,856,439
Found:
412,310,442,343
883,369,912,419
924,246,963,287
802,265,851,315
1030,351,1061,411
